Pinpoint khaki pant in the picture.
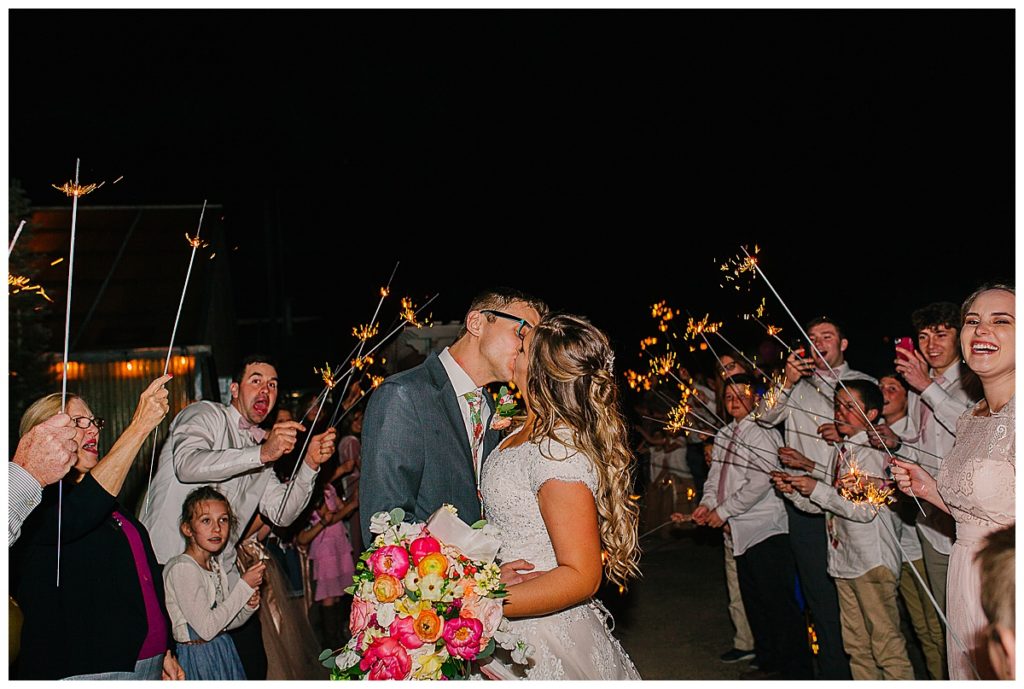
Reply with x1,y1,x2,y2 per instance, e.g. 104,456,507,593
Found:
724,546,754,651
919,534,949,614
900,559,947,680
836,565,915,680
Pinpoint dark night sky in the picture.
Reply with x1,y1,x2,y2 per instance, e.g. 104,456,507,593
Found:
9,9,1015,386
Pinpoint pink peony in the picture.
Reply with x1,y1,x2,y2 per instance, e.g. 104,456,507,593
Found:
349,596,374,635
360,637,412,680
389,615,424,650
409,536,442,565
442,617,484,660
460,592,504,639
369,545,411,579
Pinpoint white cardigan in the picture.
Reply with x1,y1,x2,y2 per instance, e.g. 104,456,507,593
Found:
162,553,258,643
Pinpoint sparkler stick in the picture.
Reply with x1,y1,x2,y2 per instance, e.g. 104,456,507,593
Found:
142,202,208,517
276,364,337,523
8,220,26,257
54,158,93,587
741,245,926,518
639,517,691,541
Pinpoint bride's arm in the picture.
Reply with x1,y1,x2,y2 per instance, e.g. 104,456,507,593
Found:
500,480,603,618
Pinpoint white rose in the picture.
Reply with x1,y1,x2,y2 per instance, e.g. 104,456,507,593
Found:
375,602,397,628
511,640,534,665
369,512,391,534
335,648,361,671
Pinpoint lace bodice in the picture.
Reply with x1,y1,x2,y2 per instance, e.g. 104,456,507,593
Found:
937,396,1015,529
480,430,598,571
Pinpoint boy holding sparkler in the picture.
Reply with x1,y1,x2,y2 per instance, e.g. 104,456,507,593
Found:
693,374,811,679
772,380,913,680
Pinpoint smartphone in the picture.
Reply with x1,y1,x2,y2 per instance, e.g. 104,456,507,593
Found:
895,337,915,358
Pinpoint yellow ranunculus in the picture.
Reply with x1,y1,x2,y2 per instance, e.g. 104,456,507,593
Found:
417,552,448,578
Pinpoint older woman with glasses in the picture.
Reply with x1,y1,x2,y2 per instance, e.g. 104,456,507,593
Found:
11,375,187,680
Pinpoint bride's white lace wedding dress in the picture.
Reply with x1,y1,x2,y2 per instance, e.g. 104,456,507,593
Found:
478,430,641,680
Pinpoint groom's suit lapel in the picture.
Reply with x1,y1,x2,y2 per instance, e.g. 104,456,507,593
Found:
482,394,500,461
425,354,474,469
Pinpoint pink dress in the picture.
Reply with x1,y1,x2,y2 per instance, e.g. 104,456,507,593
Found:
937,395,1015,680
307,484,355,601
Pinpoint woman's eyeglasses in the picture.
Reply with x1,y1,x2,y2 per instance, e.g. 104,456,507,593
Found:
71,416,106,430
480,309,533,340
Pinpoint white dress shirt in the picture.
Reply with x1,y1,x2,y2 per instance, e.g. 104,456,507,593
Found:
8,462,42,547
701,417,789,557
438,347,492,482
904,360,976,555
787,431,903,579
757,362,876,497
142,401,320,585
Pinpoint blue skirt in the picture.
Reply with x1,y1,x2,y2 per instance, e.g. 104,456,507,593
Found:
176,624,246,681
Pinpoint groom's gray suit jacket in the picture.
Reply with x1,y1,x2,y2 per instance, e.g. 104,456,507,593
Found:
360,352,500,544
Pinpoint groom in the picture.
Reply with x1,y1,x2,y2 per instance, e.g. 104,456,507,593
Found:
360,288,547,545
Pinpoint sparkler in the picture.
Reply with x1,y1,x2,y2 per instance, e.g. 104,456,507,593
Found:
644,417,780,476
143,201,208,517
835,459,897,508
8,220,26,257
651,300,679,333
53,158,99,587
684,314,722,340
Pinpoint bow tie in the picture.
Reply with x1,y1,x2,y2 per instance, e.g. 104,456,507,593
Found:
238,416,267,443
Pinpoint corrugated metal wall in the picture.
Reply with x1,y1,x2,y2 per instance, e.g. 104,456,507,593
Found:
48,347,214,512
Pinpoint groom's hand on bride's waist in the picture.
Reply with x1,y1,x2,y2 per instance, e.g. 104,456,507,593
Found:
499,559,546,586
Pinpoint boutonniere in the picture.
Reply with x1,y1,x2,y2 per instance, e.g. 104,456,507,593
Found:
490,386,519,430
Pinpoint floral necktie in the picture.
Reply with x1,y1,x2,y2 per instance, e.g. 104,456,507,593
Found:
463,390,484,472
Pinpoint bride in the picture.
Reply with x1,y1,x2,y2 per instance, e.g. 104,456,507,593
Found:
479,313,641,680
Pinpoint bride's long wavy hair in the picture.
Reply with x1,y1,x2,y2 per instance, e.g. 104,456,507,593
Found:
525,313,641,590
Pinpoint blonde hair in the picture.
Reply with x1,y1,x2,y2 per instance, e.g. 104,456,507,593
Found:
19,392,81,438
525,313,640,590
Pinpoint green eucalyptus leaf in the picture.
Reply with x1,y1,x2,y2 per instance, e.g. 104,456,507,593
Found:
476,637,496,660
470,519,488,529
389,507,406,524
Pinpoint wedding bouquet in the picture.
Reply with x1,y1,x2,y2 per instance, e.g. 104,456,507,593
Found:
319,506,533,680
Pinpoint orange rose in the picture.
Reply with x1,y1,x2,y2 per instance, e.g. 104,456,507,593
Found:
413,609,444,643
373,574,403,603
417,552,448,578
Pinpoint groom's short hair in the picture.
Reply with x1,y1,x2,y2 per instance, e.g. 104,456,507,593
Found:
457,288,549,339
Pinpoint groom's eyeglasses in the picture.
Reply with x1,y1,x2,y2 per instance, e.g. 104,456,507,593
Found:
480,309,533,341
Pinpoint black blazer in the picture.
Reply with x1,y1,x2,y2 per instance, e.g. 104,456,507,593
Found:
11,473,172,679
359,352,500,544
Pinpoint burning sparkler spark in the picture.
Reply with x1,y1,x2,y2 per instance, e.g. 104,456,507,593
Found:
639,336,658,351
624,369,652,391
767,325,784,337
353,323,380,341
837,459,897,507
380,286,390,297
651,300,679,333
717,245,760,290
351,354,375,371
400,297,430,327
185,232,209,249
649,351,677,377
685,314,722,340
316,363,338,389
8,274,54,302
51,180,104,197
370,375,385,389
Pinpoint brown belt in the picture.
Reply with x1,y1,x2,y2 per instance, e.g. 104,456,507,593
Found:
177,637,209,646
